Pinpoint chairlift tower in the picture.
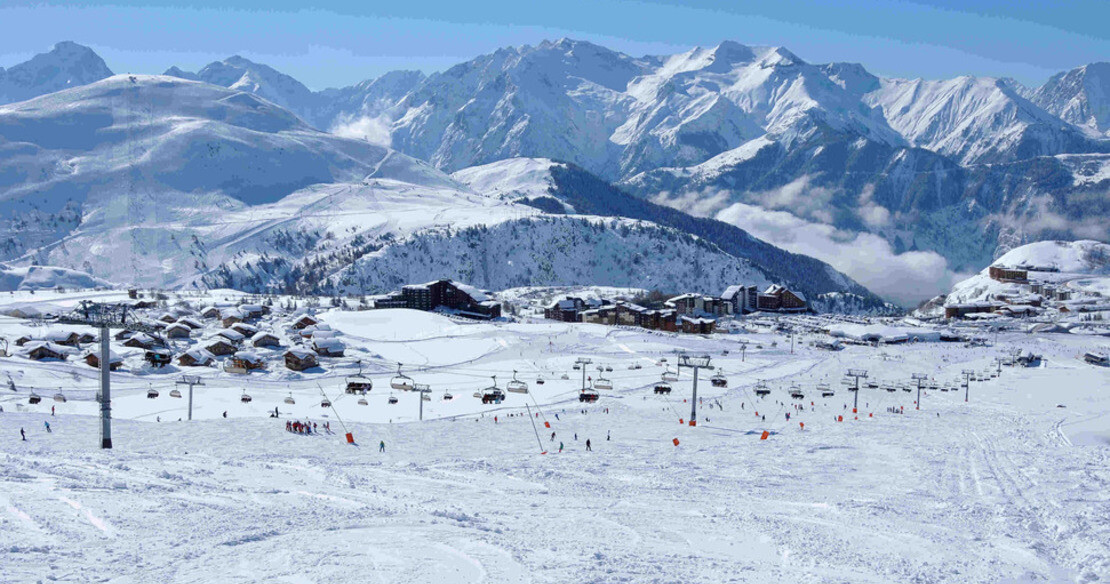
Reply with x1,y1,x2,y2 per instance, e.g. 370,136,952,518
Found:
98,325,112,449
961,369,975,402
678,354,713,427
575,357,592,392
177,375,204,421
414,383,431,421
846,368,868,412
911,373,928,410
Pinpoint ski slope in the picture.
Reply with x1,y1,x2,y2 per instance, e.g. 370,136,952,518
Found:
1,308,1108,583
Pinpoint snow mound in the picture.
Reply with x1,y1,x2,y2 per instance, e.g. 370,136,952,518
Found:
0,265,111,291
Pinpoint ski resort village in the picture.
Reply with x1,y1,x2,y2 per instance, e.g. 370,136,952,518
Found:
0,22,1108,584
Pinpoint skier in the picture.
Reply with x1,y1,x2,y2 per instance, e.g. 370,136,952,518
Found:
558,441,564,453
286,421,292,432
222,411,227,418
20,427,25,441
585,439,592,452
379,440,385,453
574,433,577,441
51,405,55,416
607,430,610,441
44,421,50,433
550,431,556,441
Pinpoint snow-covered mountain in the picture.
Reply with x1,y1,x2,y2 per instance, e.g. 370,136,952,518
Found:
0,42,113,105
0,72,880,307
1029,63,1110,139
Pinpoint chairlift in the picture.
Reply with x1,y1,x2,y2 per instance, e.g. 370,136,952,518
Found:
443,392,453,401
593,373,613,390
284,393,295,405
53,392,66,403
866,381,879,390
579,388,599,403
321,398,331,408
345,360,373,394
661,369,678,382
28,392,41,404
817,382,834,397
390,363,414,391
507,370,529,394
633,363,642,370
789,385,804,400
388,395,399,405
170,389,182,398
147,387,160,399
710,373,727,388
754,382,771,397
239,391,251,403
535,378,545,385
605,366,613,372
653,381,672,394
481,376,505,404
422,393,431,402
560,373,570,380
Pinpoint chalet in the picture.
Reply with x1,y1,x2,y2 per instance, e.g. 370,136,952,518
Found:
215,328,246,343
291,314,319,330
680,316,716,335
26,342,69,361
14,335,32,347
78,332,97,344
158,313,177,324
251,332,281,348
114,329,136,341
144,348,173,368
176,317,203,330
178,348,215,367
230,322,259,337
204,339,237,356
229,351,265,371
200,306,221,319
544,297,587,322
944,302,1004,319
721,285,758,314
123,333,158,349
284,348,319,371
313,337,346,358
299,324,333,339
32,330,81,347
165,323,192,339
84,351,123,371
988,265,1029,283
757,285,807,312
220,310,245,328
239,304,267,319
399,279,502,319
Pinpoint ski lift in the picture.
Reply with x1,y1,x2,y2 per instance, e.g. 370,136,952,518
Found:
605,366,613,372
535,378,545,385
481,376,505,404
388,395,399,405
572,364,581,371
53,392,66,403
472,391,482,399
284,393,295,405
653,381,672,394
634,363,642,370
147,387,160,399
661,369,678,382
593,368,613,390
239,391,251,403
560,373,570,380
867,381,879,390
357,396,368,405
390,363,414,391
170,389,182,398
28,392,41,405
443,392,453,401
710,373,727,388
507,370,529,394
422,393,431,402
578,388,599,403
346,360,373,394
321,398,331,408
817,382,833,397
789,385,804,400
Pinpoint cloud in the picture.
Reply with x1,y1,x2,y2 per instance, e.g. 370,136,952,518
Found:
714,201,961,307
329,113,393,147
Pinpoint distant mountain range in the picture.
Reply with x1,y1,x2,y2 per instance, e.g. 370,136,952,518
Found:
1,40,1107,306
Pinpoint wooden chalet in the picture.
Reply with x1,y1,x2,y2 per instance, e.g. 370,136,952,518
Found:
284,348,319,371
178,348,215,367
251,332,281,348
84,351,123,371
229,352,265,371
204,339,237,356
26,342,68,361
165,323,192,339
292,314,319,330
312,337,346,358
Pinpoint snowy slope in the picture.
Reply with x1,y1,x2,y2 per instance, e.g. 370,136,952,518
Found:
0,42,112,105
945,240,1110,306
0,264,111,291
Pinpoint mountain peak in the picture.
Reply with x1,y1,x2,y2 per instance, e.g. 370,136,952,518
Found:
0,40,113,105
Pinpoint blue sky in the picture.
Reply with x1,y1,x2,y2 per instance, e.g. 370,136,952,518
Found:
1,0,1106,89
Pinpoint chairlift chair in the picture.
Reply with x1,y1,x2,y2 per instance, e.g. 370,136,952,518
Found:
239,391,251,403
147,387,160,399
390,363,415,391
653,381,672,394
661,369,678,382
593,375,613,390
388,395,399,405
53,392,66,403
284,393,295,405
560,373,570,380
578,388,600,403
28,392,41,404
507,370,529,394
789,385,804,400
710,373,727,388
535,378,545,385
443,392,453,401
605,366,613,372
754,383,771,397
170,389,182,398
321,398,331,408
422,393,431,402
481,376,505,404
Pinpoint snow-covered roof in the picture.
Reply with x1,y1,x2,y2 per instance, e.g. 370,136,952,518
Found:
285,348,316,360
85,350,123,363
313,338,345,351
182,347,215,361
453,281,491,302
215,328,245,341
251,331,278,341
232,351,263,364
721,285,745,299
24,341,73,355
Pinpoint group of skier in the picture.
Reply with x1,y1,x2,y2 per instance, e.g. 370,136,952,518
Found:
286,420,327,435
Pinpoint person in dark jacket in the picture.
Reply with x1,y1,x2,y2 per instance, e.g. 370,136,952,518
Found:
585,439,592,452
